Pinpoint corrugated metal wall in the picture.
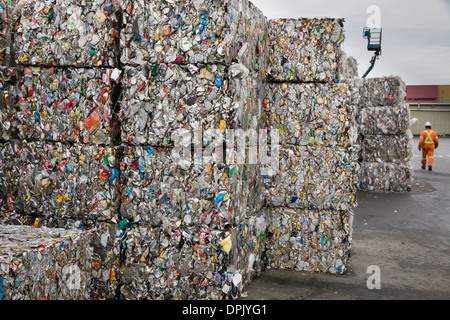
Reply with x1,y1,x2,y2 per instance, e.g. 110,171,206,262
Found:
409,104,450,135
407,85,450,135
407,85,438,102
438,85,450,103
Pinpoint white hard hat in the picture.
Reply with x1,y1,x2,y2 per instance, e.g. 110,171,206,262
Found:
425,122,432,127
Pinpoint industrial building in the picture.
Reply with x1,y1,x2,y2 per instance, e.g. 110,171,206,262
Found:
407,85,450,135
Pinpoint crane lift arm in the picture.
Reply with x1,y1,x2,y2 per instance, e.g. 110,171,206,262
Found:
361,27,382,78
362,50,381,78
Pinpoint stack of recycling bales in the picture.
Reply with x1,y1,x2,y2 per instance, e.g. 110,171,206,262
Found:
354,76,413,192
0,225,93,300
262,18,359,274
0,0,122,228
115,0,269,299
13,0,120,67
266,18,344,83
0,0,413,301
0,0,270,300
0,1,123,299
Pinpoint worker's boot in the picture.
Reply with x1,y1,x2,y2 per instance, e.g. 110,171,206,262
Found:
421,166,425,170
428,166,432,171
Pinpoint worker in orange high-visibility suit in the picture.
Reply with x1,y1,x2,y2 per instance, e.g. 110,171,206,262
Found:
418,122,439,171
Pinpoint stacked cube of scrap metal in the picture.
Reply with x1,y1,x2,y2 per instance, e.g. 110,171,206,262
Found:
120,0,268,73
0,67,120,144
266,18,345,83
0,225,93,300
12,0,120,67
0,1,13,67
0,140,120,228
264,207,353,273
263,82,358,147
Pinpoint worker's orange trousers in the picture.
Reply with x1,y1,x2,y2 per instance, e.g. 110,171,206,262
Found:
422,144,435,167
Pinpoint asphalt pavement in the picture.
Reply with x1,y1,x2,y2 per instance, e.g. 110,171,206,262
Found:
242,137,450,300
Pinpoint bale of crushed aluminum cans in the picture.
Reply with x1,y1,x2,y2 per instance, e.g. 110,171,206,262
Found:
266,18,345,83
263,144,359,211
264,207,352,274
360,131,413,163
119,142,262,229
263,82,358,147
0,225,92,300
358,161,412,192
119,63,228,146
358,104,410,136
0,140,120,229
119,62,265,146
120,0,268,73
0,67,121,145
113,211,269,300
356,76,407,108
12,0,120,67
119,144,191,226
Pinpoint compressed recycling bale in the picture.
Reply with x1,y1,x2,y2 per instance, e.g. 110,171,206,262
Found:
114,220,233,299
263,144,359,211
119,63,229,146
0,225,92,300
113,211,269,300
264,207,353,274
360,131,413,163
0,140,120,229
339,77,363,107
0,67,121,144
221,0,269,74
119,144,189,226
358,161,412,192
357,76,407,108
358,104,410,135
267,18,345,82
119,143,260,229
120,0,268,73
119,62,265,146
118,0,147,66
185,113,264,223
13,0,120,67
235,0,269,74
199,63,266,148
223,81,265,220
263,82,358,147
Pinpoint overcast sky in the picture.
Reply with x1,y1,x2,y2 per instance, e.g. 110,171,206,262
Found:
251,0,450,85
